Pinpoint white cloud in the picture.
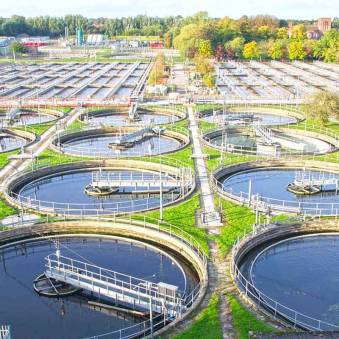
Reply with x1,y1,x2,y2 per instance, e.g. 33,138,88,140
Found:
1,0,338,19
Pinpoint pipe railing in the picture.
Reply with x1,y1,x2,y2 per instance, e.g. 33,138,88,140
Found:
211,176,339,217
0,215,207,339
230,221,339,331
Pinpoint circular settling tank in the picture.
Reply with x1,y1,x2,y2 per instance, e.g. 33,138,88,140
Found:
206,128,334,155
0,132,27,152
11,169,187,215
0,235,197,338
83,109,180,126
201,110,297,126
60,133,183,157
220,168,339,212
239,233,339,330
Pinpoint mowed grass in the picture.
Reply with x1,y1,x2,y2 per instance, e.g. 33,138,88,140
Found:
203,146,256,172
228,294,274,339
0,150,19,169
0,199,17,230
172,294,222,339
215,198,257,257
138,194,209,254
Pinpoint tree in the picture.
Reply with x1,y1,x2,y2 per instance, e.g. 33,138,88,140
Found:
10,41,26,54
243,41,259,59
198,39,213,58
215,44,225,61
269,40,285,59
148,53,166,85
288,40,306,60
163,32,173,48
173,23,201,58
202,73,216,88
276,27,288,40
225,37,244,59
313,29,339,63
195,55,213,75
290,24,307,40
303,91,339,126
257,25,271,40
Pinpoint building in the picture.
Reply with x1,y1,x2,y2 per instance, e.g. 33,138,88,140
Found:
317,18,332,33
0,37,15,56
86,34,108,46
288,17,333,40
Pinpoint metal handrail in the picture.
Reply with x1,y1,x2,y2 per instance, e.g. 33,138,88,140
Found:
46,254,182,306
1,215,207,339
212,177,339,216
231,223,339,331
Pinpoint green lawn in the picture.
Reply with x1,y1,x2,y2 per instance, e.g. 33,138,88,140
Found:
36,148,91,167
137,194,209,254
203,146,256,172
228,294,274,339
14,121,55,136
215,198,257,257
173,294,222,339
0,150,19,169
0,199,17,219
0,199,17,230
199,119,219,134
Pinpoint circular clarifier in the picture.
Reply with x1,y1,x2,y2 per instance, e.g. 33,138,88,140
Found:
84,110,180,126
239,234,339,330
60,133,183,157
201,111,297,126
220,168,339,213
0,235,196,338
0,133,27,152
12,169,185,215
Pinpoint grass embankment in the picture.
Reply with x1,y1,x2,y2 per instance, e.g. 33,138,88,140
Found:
0,150,19,169
136,194,208,254
203,145,256,172
228,295,274,339
0,200,17,230
14,121,55,136
36,148,92,166
173,294,222,339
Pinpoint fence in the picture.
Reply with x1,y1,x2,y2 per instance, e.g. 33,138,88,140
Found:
1,215,208,339
5,157,195,216
211,176,339,217
230,220,339,331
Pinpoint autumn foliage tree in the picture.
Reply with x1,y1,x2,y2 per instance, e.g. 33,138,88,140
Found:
243,41,260,59
303,91,339,126
148,53,166,85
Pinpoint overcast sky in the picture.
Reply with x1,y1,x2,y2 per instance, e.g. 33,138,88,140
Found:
1,0,337,19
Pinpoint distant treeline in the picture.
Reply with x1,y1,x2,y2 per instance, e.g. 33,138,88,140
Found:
0,14,182,37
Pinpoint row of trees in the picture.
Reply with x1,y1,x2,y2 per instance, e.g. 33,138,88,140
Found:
148,53,166,85
173,13,339,62
0,15,182,37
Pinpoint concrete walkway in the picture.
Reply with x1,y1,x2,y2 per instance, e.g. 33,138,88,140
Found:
187,105,221,229
0,107,83,190
187,104,235,338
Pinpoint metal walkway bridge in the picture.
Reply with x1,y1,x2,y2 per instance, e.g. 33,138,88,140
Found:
254,125,275,145
90,171,182,190
45,253,184,316
0,326,11,339
5,107,20,122
110,127,162,147
294,170,339,189
128,102,139,120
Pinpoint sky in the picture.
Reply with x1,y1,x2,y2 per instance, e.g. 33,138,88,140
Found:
1,0,338,19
